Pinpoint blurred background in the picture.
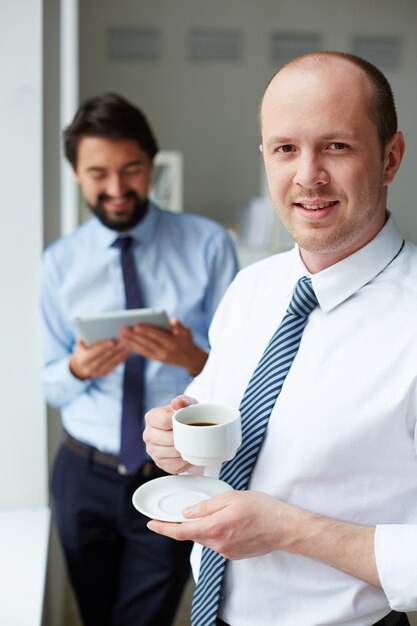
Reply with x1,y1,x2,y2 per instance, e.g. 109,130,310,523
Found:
1,0,417,624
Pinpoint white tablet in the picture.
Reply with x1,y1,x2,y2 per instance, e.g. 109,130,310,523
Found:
72,308,171,345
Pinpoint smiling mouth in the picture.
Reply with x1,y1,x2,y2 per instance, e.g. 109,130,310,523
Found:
99,190,138,210
101,199,136,216
295,201,338,210
105,196,131,207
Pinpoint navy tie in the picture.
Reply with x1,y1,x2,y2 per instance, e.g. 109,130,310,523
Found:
191,276,319,626
114,236,145,474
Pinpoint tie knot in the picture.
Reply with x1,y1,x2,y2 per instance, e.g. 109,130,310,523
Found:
287,276,318,317
114,236,134,253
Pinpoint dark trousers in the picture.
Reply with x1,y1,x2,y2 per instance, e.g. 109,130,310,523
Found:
216,612,410,626
51,444,192,626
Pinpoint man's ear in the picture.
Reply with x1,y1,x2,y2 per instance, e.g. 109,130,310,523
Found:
383,131,405,186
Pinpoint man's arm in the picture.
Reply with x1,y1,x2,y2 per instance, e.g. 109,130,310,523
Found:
40,251,129,406
147,489,380,587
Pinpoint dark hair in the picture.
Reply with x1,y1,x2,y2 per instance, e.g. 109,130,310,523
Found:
261,51,398,150
63,92,159,167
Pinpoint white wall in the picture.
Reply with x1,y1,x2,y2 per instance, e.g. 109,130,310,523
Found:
78,0,417,243
0,0,47,508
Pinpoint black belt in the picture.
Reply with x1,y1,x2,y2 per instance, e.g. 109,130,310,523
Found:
216,612,408,626
63,431,166,478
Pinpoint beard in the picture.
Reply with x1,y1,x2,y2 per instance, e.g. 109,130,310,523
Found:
88,190,148,231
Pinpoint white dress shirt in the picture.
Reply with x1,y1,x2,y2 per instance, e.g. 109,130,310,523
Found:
186,215,417,626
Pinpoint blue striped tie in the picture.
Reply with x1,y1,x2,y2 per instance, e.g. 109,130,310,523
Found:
114,236,145,474
191,276,318,626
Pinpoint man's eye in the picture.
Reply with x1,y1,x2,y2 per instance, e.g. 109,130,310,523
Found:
329,142,348,150
124,167,141,176
277,145,294,154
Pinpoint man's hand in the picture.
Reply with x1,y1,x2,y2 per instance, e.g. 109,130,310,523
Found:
119,317,208,375
69,338,129,380
143,395,198,474
147,490,380,587
148,490,291,559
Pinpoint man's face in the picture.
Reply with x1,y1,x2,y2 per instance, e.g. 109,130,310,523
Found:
260,59,401,271
73,136,153,231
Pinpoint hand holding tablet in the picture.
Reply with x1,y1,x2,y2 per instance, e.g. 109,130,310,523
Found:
72,308,170,346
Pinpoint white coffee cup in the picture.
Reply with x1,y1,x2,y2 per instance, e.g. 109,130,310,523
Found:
172,403,242,466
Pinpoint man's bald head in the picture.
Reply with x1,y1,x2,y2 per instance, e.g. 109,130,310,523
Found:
259,51,397,151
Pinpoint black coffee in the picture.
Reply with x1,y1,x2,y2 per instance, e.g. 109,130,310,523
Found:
188,422,218,426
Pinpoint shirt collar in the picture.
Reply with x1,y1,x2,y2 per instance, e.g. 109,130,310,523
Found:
289,214,404,313
91,201,159,249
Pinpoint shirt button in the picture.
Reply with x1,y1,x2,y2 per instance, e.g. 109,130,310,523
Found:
118,464,128,475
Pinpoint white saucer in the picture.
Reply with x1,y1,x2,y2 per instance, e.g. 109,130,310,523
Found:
132,474,232,522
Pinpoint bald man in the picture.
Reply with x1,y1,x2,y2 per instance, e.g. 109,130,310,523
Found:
143,52,417,626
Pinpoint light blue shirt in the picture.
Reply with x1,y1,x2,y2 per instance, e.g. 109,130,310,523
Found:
41,202,238,453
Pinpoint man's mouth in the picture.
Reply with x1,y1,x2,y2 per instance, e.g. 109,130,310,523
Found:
295,201,338,210
108,197,129,207
100,193,136,212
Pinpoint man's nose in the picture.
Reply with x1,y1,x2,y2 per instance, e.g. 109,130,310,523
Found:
292,152,329,188
106,174,127,197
